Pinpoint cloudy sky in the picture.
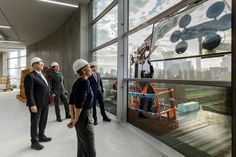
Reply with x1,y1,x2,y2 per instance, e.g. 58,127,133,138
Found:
150,0,231,72
93,5,117,48
129,0,181,29
92,0,114,19
92,0,232,77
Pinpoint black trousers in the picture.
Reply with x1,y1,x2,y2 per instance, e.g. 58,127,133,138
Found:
54,94,70,119
92,92,106,121
75,110,96,157
29,105,49,142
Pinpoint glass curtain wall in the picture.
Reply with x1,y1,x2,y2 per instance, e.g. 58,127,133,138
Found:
7,50,26,87
90,0,233,156
127,0,232,157
129,0,181,29
90,0,118,115
92,5,118,48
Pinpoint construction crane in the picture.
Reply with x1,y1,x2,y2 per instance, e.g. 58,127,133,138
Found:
130,34,152,78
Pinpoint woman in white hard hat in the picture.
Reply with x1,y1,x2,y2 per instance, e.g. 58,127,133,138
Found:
48,62,70,122
67,59,96,157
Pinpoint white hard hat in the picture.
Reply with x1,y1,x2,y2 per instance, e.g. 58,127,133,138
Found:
51,62,59,67
31,57,43,66
89,62,97,67
72,59,88,74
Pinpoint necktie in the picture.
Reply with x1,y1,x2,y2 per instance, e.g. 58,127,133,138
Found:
39,73,48,86
93,73,97,82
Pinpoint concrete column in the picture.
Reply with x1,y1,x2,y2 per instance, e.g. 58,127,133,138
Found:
2,52,7,76
117,0,128,122
0,53,3,76
79,3,89,60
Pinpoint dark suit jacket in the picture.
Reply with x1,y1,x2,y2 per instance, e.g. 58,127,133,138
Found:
24,71,50,107
48,72,66,95
88,72,104,94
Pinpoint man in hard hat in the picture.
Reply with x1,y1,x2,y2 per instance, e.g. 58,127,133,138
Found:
48,62,70,122
88,62,111,125
24,57,52,150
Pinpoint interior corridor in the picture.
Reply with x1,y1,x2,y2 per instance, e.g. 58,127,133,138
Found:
0,90,165,157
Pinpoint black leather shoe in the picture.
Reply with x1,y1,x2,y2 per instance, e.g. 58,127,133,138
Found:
57,118,63,122
94,121,98,125
65,115,71,119
31,142,44,150
103,117,111,122
39,135,52,142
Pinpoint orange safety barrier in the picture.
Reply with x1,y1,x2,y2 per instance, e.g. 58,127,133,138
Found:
128,81,179,135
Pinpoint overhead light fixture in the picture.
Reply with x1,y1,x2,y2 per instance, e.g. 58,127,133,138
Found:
38,0,78,8
0,40,21,43
0,25,11,29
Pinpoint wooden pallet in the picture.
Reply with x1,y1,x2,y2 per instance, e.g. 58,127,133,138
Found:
17,69,30,102
0,76,13,92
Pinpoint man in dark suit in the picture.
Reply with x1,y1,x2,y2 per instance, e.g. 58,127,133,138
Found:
88,62,111,125
24,57,52,150
48,62,70,122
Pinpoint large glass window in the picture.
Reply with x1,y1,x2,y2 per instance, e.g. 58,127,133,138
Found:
8,51,18,58
8,58,19,69
151,54,231,81
150,0,231,60
90,0,233,156
20,57,26,67
92,5,118,48
103,79,117,115
91,1,118,116
92,43,117,115
128,26,153,78
20,50,26,56
126,0,232,157
128,81,231,157
129,0,181,29
92,43,117,77
92,0,114,19
7,50,26,87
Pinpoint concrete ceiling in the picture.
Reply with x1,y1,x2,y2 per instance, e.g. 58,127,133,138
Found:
0,0,81,51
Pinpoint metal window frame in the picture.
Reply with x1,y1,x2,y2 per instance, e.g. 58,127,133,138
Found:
90,0,207,53
232,0,236,156
91,0,118,25
89,38,118,53
102,77,117,80
90,0,118,52
7,55,26,60
124,78,231,88
89,0,235,156
125,0,207,37
150,52,231,62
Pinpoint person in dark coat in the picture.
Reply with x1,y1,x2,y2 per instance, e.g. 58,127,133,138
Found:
88,62,111,125
48,62,70,122
67,59,96,157
24,57,52,150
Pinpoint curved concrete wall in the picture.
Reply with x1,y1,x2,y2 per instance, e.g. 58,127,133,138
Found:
26,4,89,91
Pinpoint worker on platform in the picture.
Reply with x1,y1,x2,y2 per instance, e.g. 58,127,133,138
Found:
138,59,155,118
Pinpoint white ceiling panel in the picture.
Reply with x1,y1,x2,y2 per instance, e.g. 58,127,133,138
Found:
0,0,79,50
